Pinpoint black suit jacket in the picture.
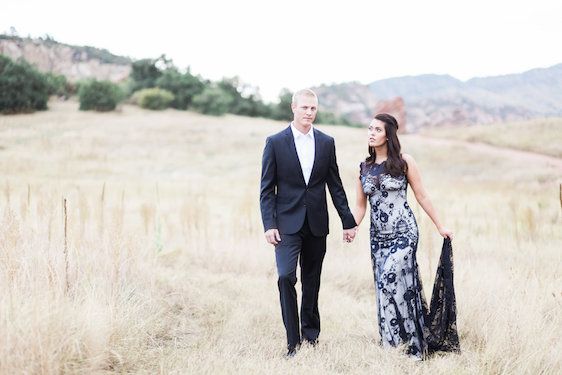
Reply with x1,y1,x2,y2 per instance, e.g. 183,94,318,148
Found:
260,125,356,236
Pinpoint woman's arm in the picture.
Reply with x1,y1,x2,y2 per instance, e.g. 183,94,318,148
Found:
403,153,453,238
353,173,368,228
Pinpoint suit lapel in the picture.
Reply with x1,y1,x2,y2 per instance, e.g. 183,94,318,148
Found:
284,126,306,186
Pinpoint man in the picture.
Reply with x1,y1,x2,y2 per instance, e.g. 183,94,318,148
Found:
260,88,357,357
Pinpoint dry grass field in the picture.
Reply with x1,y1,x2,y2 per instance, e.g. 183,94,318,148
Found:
0,100,561,374
420,117,562,158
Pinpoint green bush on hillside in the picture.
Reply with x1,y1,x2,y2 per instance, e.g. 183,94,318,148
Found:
125,58,358,124
232,95,272,118
271,89,294,120
216,77,271,118
130,56,173,92
191,86,233,116
133,88,174,110
155,68,205,110
78,79,122,112
0,54,49,113
44,72,73,98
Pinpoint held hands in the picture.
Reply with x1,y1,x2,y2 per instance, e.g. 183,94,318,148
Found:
265,229,281,245
265,227,360,246
343,227,357,243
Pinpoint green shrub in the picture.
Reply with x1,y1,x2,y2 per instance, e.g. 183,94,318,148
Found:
192,86,233,116
232,95,272,118
45,72,73,98
155,68,205,110
315,110,360,127
0,54,49,113
133,88,174,110
116,78,135,99
271,89,294,120
215,77,270,117
78,79,122,111
315,111,339,125
129,56,171,92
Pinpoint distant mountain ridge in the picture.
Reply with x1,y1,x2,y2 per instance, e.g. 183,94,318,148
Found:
315,64,562,131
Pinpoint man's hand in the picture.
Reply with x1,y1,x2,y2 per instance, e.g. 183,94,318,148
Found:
343,227,357,243
265,229,281,246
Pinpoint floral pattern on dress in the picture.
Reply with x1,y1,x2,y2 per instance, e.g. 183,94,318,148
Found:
360,161,428,359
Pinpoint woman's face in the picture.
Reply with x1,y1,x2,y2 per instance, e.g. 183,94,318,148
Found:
368,119,387,147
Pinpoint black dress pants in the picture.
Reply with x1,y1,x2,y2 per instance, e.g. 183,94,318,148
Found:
275,216,326,350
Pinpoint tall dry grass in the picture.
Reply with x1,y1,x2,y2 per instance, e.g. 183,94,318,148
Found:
0,100,560,374
420,117,562,158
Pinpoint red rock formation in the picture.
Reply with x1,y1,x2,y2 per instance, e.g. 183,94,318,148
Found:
373,97,407,133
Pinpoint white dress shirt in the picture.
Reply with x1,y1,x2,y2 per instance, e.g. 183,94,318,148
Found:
291,122,315,185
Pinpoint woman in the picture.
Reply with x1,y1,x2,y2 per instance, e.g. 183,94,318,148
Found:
352,113,453,360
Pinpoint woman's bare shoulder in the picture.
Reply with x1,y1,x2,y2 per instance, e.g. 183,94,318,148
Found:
401,153,415,163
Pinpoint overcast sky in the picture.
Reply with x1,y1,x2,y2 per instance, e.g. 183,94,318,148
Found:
3,0,562,102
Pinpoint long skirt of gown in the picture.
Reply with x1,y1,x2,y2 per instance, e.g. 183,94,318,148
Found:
361,161,459,359
370,226,428,358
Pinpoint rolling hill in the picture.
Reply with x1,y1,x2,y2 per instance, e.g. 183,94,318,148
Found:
315,64,562,131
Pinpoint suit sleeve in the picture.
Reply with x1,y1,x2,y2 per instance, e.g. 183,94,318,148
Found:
260,137,277,231
326,138,357,229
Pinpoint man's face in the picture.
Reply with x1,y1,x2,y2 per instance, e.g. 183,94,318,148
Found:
292,95,318,127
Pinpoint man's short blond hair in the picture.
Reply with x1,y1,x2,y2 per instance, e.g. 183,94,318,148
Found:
292,89,317,104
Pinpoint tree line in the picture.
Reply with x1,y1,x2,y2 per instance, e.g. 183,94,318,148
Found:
0,53,356,126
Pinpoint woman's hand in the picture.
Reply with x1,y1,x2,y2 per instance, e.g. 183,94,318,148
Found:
438,227,453,239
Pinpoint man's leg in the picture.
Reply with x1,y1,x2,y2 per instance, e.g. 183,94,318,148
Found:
275,232,302,351
300,224,327,344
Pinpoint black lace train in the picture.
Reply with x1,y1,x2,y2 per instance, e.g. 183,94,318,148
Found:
423,238,461,354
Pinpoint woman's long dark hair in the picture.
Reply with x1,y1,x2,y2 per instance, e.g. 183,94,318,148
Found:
365,113,408,177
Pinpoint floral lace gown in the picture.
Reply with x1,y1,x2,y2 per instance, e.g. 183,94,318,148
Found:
360,161,428,358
